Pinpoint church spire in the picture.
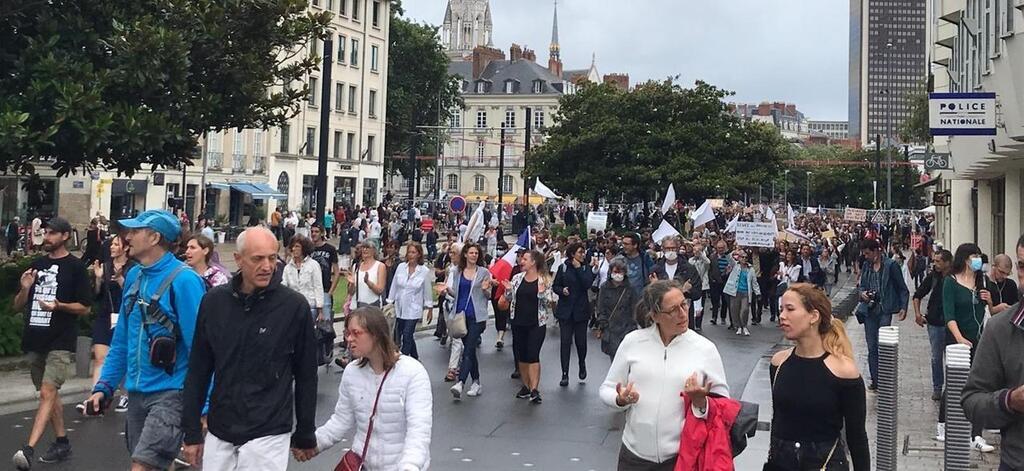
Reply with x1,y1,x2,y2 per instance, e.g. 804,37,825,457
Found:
549,0,560,60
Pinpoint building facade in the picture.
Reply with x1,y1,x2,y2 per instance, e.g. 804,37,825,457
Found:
929,0,1024,259
849,0,929,146
808,120,851,140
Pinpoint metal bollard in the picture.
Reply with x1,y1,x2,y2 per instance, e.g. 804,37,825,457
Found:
876,326,899,471
943,343,972,470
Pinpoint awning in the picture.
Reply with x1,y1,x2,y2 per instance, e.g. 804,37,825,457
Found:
206,182,230,190
229,182,286,199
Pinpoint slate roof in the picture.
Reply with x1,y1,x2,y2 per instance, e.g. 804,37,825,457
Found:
449,59,565,95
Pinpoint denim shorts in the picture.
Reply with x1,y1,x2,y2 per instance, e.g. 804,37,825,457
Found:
125,390,183,470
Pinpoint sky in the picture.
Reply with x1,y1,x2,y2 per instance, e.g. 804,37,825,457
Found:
400,0,850,121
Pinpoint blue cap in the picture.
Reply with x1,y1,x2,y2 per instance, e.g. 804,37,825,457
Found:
119,210,181,242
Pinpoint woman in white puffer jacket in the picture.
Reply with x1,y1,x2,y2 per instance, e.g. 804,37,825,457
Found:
298,307,432,470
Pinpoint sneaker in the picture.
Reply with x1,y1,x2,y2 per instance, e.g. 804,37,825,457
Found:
931,391,942,401
559,373,569,387
466,382,483,397
867,382,878,391
510,369,521,379
495,341,504,351
12,446,33,470
735,328,742,335
515,386,531,399
743,328,750,336
579,366,587,384
530,390,542,404
439,336,447,346
710,319,717,325
450,381,464,400
972,436,995,453
934,423,945,442
115,395,129,413
38,441,71,464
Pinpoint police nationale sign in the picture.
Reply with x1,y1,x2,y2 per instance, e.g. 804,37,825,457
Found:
929,92,996,136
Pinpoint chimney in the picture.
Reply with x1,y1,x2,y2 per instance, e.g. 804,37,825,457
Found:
785,104,797,116
522,47,536,62
603,73,630,91
510,43,523,62
548,56,563,80
472,46,505,79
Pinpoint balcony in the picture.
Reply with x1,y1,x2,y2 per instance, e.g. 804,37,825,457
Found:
254,155,266,174
207,151,223,170
232,153,244,172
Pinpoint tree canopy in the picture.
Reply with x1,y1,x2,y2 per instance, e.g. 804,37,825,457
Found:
0,0,330,176
783,145,926,210
384,14,462,180
523,79,791,204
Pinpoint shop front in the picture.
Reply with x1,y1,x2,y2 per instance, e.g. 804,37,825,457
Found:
110,179,148,219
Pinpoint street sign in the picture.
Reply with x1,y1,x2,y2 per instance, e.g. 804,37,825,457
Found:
923,153,952,171
933,191,951,207
449,195,467,213
929,92,997,136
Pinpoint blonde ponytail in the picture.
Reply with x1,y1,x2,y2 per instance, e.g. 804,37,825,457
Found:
823,317,854,360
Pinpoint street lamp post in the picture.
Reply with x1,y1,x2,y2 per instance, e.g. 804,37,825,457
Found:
885,40,894,210
783,169,790,208
806,171,812,209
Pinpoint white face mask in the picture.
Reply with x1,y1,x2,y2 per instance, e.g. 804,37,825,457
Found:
664,251,678,261
611,273,625,282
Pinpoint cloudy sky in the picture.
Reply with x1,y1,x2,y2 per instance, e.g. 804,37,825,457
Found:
401,0,850,121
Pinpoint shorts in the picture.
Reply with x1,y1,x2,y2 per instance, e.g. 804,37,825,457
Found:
26,350,73,391
512,324,546,363
125,390,184,470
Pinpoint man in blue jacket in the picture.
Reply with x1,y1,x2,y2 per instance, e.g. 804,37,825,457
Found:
856,238,909,390
85,210,206,471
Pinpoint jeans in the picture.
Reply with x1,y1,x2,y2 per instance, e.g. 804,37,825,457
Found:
395,318,419,359
863,313,892,385
323,292,333,318
458,319,482,383
927,324,947,394
558,319,588,375
709,282,726,322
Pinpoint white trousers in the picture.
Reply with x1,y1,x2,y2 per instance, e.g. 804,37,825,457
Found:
203,432,290,471
448,338,464,370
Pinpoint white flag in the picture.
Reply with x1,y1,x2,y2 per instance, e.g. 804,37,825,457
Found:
690,200,715,228
787,204,796,229
533,179,561,199
725,214,740,233
652,219,681,244
462,202,486,243
660,183,676,214
763,205,776,222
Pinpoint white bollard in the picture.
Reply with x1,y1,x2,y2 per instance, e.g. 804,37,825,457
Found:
943,343,972,471
876,326,899,471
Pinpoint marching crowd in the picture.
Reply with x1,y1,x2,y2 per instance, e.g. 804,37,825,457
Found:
6,198,1024,471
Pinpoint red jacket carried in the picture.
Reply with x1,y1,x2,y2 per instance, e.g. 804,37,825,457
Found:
675,395,741,471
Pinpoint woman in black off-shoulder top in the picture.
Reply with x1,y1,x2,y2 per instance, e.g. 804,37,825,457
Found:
766,283,870,471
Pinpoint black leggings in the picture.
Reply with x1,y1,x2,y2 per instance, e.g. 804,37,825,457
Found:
559,319,588,374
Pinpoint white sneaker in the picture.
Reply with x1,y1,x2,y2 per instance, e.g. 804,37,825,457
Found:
466,382,483,397
972,436,995,453
735,328,742,335
450,381,463,400
743,328,750,336
115,395,129,413
934,423,945,442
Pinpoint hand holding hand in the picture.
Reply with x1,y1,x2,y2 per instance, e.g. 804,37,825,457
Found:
914,314,925,327
615,382,640,407
291,448,318,462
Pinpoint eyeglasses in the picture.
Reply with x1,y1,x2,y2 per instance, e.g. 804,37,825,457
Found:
344,328,367,338
658,303,687,317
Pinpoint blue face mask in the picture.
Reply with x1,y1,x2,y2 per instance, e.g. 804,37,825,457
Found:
970,257,983,272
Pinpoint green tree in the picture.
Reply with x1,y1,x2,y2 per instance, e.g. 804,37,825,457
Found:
0,0,330,176
899,83,931,145
384,14,463,181
524,79,790,203
785,145,926,209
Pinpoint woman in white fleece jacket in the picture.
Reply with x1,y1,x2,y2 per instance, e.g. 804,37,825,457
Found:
299,307,432,470
599,280,729,470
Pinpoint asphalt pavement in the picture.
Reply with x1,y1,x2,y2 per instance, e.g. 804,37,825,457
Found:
0,306,784,471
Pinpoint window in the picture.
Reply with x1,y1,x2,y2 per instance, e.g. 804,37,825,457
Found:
477,141,485,163
372,1,381,27
533,109,545,130
476,110,487,128
311,0,319,7
233,130,243,155
450,110,461,130
308,77,318,107
476,82,486,93
371,45,379,72
337,35,346,63
333,131,342,158
253,130,264,157
335,82,344,111
279,124,290,153
352,0,360,20
347,132,355,159
503,110,515,128
305,127,316,156
504,81,514,94
501,175,513,193
368,90,377,118
308,38,320,59
348,85,357,113
473,175,485,192
366,135,375,161
339,0,346,16
351,38,359,66
533,81,544,93
447,174,459,191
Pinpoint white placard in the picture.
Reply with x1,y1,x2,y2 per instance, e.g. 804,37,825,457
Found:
734,221,778,248
586,211,608,233
929,92,996,136
844,207,867,222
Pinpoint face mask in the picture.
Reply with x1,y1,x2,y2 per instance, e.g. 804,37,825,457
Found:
664,251,678,261
971,258,983,272
611,273,625,282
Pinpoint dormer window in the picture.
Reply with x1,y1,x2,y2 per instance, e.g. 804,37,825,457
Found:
533,80,545,93
504,81,514,94
476,81,486,93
